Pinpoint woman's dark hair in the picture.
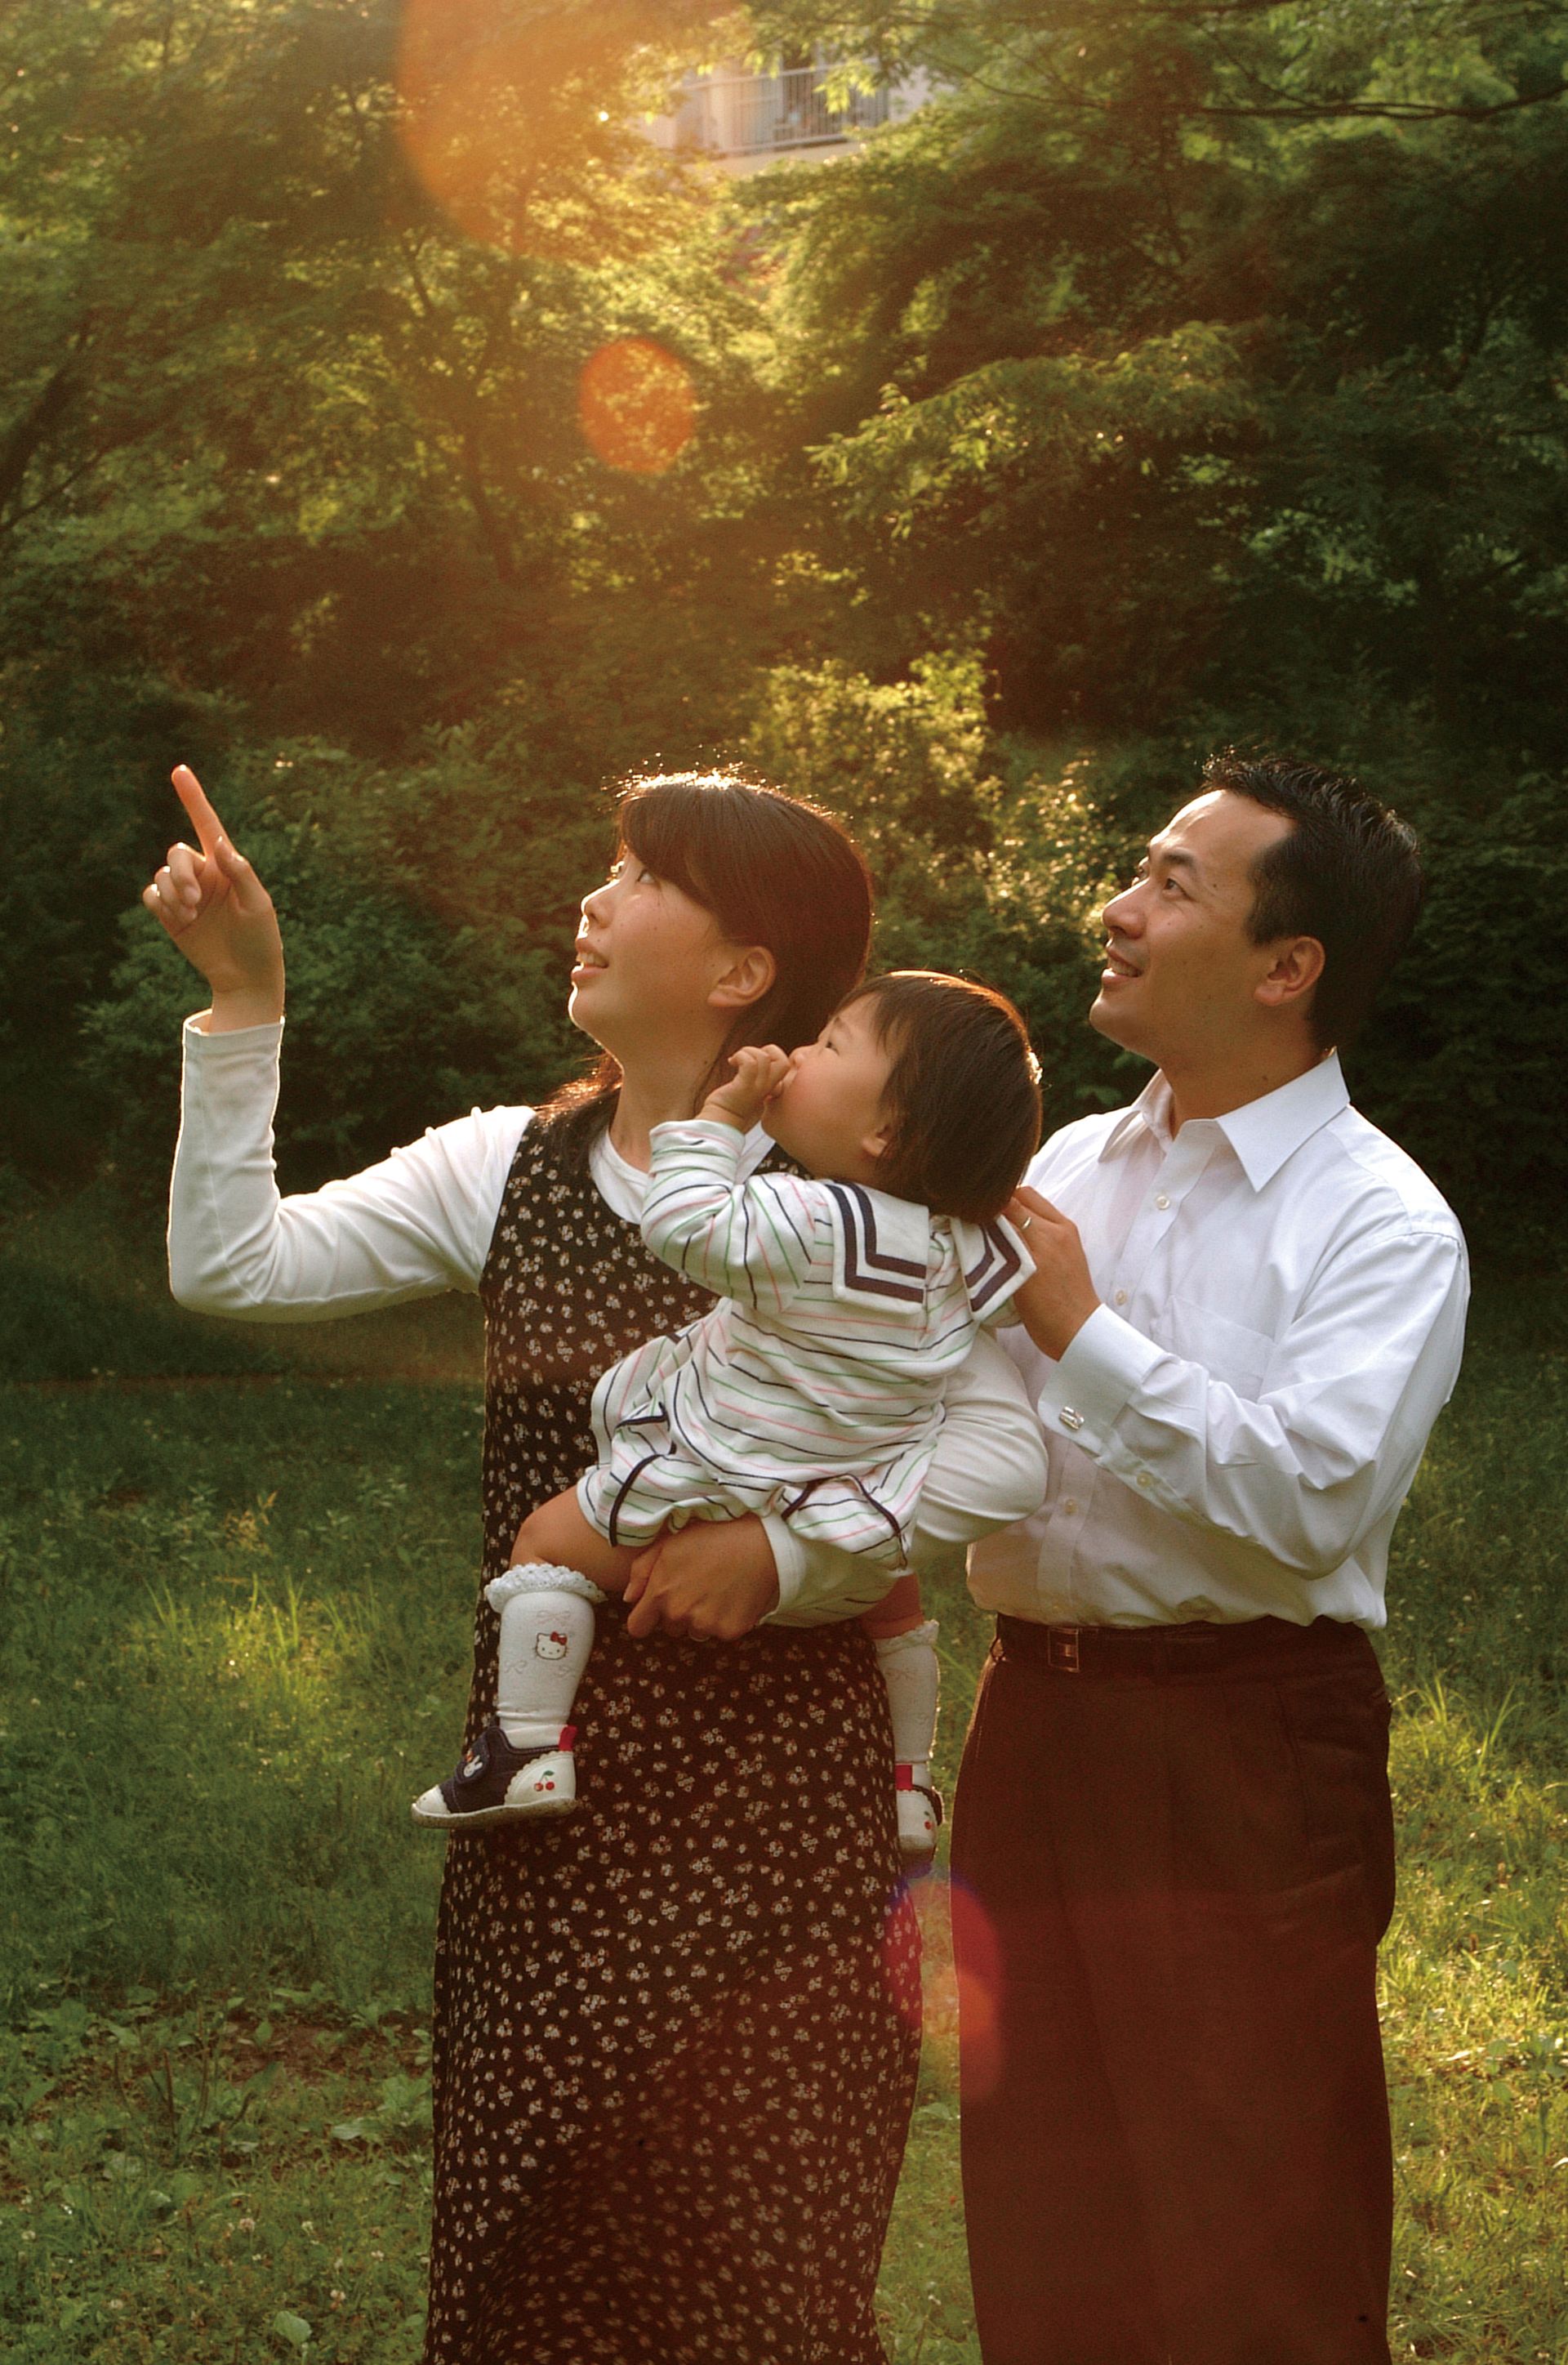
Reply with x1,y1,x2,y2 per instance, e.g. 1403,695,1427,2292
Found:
841,971,1042,1224
538,773,873,1156
1202,751,1423,1052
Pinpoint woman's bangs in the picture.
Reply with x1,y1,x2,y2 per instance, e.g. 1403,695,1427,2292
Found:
617,776,763,934
617,779,724,915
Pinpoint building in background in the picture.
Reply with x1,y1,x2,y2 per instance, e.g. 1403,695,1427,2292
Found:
644,56,929,173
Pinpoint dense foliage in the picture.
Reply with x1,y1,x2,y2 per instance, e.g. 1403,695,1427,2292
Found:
2,0,1564,1241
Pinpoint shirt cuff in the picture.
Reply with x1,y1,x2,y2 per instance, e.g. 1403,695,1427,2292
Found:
760,1514,804,1618
1035,1304,1164,1454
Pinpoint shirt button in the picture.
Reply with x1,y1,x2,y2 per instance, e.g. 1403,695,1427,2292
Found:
1114,1289,1128,1306
1063,1497,1079,1516
1135,1471,1152,1490
1155,1193,1170,1211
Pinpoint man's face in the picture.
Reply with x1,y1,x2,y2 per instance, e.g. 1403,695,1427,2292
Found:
1090,792,1297,1068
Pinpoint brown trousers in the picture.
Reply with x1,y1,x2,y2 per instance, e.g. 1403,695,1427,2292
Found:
951,1615,1396,2365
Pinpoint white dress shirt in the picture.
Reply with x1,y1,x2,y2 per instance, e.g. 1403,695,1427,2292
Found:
168,1018,1049,1626
969,1054,1468,1630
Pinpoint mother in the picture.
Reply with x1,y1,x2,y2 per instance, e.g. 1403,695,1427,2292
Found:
148,765,1046,2363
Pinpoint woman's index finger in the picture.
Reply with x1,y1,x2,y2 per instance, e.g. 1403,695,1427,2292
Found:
170,763,226,857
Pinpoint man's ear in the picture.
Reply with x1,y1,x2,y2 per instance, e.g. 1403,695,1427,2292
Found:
1254,935,1325,1015
709,943,777,1012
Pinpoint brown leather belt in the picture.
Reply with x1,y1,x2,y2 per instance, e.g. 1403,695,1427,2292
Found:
994,1612,1374,1680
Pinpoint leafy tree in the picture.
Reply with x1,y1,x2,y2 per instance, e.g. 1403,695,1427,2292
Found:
7,0,1566,1248
746,654,1146,1130
720,0,1568,1239
745,0,1568,763
0,0,794,743
0,1,809,1176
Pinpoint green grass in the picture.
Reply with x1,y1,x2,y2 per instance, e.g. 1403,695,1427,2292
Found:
0,1247,1565,2362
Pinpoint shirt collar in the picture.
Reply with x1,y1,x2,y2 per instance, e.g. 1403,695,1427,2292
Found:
1098,1055,1348,1192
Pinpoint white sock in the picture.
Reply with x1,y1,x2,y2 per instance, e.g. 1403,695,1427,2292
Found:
485,1563,605,1752
874,1619,940,1781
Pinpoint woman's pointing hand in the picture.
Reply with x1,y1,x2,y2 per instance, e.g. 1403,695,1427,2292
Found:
143,765,285,1031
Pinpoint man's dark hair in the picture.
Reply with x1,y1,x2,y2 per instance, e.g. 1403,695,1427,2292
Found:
1203,751,1423,1051
840,971,1042,1224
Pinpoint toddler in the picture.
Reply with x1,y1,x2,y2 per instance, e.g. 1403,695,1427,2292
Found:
412,971,1042,1862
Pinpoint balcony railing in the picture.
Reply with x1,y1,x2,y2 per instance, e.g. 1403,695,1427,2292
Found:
657,66,893,158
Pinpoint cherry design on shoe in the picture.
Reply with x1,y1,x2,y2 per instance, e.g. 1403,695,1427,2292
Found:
410,1719,580,1827
894,1764,943,1868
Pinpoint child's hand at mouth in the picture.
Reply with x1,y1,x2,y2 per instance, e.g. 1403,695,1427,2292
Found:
702,1045,792,1129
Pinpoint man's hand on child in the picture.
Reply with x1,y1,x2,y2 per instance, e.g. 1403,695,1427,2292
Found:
622,1517,781,1640
1006,1185,1102,1362
701,1045,791,1131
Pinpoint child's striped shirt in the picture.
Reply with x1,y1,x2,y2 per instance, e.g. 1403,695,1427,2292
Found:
576,1119,1032,1569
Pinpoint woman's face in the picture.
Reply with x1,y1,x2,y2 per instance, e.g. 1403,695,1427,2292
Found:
571,851,750,1060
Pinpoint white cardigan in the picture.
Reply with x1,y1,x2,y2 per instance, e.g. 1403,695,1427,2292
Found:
167,1018,1049,1625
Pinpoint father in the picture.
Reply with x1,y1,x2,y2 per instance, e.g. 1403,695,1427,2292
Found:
955,752,1468,2364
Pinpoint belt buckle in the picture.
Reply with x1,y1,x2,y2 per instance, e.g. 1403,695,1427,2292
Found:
1047,1626,1082,1675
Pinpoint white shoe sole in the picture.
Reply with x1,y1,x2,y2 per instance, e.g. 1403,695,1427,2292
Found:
410,1747,578,1830
410,1792,578,1829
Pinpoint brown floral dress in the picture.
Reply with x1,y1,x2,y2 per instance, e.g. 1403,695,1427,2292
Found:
423,1115,922,2365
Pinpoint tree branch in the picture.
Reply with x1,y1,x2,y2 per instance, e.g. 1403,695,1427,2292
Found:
931,53,1568,126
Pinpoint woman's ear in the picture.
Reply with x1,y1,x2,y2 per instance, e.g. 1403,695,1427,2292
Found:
709,943,777,1012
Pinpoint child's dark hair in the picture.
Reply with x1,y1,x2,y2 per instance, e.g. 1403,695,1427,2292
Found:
841,971,1042,1224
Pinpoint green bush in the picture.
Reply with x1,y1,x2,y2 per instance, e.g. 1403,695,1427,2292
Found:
745,654,1145,1132
0,667,237,1185
1351,776,1568,1257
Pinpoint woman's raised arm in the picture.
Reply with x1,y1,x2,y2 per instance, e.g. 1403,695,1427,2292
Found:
149,766,528,1321
143,765,285,1033
167,1021,528,1319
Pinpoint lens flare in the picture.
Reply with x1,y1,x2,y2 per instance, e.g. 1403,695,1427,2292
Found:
578,338,697,475
395,0,615,253
948,1876,1004,2102
882,1870,1004,2095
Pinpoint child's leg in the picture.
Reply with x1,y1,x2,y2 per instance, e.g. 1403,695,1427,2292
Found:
411,1493,636,1832
862,1568,926,1643
862,1574,942,1867
510,1487,640,1594
483,1489,645,1759
411,1555,600,1829
487,1564,600,1754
